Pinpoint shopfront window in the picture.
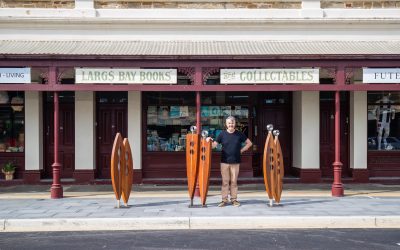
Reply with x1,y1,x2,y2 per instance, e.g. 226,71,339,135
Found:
368,92,400,151
0,91,24,153
145,92,195,152
201,92,250,151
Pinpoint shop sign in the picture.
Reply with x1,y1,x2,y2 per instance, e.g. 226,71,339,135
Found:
75,68,177,84
363,68,400,83
0,68,31,84
220,68,319,84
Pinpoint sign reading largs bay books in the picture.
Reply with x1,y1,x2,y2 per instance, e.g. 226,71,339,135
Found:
75,68,177,84
220,68,319,84
0,68,31,84
363,68,400,83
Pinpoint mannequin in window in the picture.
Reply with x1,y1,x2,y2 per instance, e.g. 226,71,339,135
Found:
375,94,396,150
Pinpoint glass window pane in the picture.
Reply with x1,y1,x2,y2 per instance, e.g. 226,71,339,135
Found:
0,91,24,153
145,92,196,152
368,91,400,151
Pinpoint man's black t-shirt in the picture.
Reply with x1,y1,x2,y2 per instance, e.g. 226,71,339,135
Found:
216,130,247,164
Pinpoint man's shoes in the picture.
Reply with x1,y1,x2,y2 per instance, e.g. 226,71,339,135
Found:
231,200,241,207
218,201,228,207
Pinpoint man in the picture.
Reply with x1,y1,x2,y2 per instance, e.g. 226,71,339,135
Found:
207,116,252,207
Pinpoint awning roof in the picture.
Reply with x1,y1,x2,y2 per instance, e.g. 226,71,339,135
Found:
0,40,400,56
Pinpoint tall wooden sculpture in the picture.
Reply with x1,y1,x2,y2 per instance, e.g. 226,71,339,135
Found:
111,133,134,208
186,126,200,207
263,124,284,206
186,127,212,207
198,130,212,207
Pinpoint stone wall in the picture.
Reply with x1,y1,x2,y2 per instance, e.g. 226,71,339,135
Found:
0,0,74,8
321,1,400,8
94,0,302,9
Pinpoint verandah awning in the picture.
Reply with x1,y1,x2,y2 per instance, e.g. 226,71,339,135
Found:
0,40,400,56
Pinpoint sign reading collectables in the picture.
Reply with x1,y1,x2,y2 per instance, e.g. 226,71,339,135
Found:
0,68,31,84
363,68,400,83
75,68,177,84
220,68,319,84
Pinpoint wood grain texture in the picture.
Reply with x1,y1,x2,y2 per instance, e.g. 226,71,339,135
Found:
111,133,123,201
122,138,133,206
186,134,200,200
262,132,273,199
274,137,284,203
199,138,212,206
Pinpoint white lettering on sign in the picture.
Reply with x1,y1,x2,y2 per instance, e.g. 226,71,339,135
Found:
363,68,400,83
220,69,319,84
75,68,177,84
0,68,31,84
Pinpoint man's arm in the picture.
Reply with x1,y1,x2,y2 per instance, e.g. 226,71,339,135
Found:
240,138,253,154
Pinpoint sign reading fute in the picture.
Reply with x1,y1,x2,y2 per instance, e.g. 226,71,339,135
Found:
0,68,31,84
220,69,319,84
363,68,400,83
75,68,177,84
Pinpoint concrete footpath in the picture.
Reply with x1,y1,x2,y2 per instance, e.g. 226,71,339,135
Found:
0,183,400,232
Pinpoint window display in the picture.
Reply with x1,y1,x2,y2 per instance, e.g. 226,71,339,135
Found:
144,92,250,152
368,92,400,151
0,91,24,153
146,105,196,151
201,105,249,151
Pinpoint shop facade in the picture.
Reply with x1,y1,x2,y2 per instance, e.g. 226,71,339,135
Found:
1,0,400,185
0,54,400,185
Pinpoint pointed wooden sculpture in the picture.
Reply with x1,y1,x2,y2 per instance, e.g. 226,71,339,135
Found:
111,133,134,208
111,133,124,208
263,126,274,200
263,125,285,206
273,132,284,204
122,138,134,206
186,126,200,206
198,131,212,207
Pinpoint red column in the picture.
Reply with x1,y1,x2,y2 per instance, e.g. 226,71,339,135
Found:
332,91,344,197
194,67,202,197
50,67,63,199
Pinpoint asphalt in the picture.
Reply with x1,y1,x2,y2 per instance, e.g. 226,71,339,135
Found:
0,183,399,232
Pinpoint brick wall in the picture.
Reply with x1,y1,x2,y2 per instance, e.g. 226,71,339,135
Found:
321,1,400,8
94,1,302,9
0,0,74,8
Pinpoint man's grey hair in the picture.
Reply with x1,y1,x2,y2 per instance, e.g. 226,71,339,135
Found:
226,116,236,123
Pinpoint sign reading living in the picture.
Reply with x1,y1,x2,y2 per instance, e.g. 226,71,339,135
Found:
220,68,319,84
0,68,31,84
75,68,177,84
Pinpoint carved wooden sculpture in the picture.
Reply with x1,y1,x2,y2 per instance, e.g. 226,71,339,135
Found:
111,133,134,208
273,131,284,203
263,125,284,206
263,125,274,201
122,138,134,206
199,130,212,207
186,126,200,206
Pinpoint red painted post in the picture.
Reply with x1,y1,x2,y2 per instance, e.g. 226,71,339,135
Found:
332,91,344,197
50,67,63,199
194,67,202,198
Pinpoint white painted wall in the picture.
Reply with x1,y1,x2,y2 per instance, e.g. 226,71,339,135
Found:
128,91,142,170
350,91,367,169
25,91,43,170
75,91,95,170
292,91,320,169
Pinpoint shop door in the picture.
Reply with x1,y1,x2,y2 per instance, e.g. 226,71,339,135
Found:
44,92,75,178
96,93,127,179
260,106,292,176
320,93,350,178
